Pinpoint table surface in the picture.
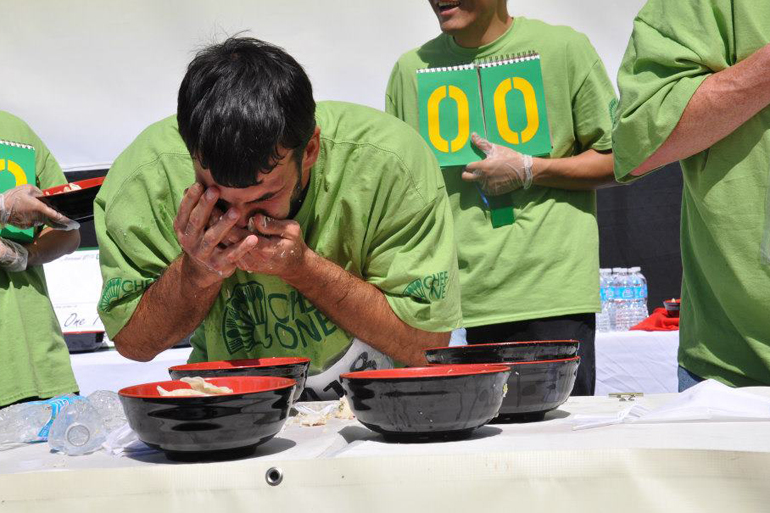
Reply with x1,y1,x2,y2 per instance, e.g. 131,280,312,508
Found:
2,390,769,512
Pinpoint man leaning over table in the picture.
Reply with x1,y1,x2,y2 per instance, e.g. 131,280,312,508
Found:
612,0,770,389
95,37,462,400
386,0,617,395
0,110,81,407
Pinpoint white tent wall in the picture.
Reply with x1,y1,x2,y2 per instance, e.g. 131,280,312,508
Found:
1,0,646,172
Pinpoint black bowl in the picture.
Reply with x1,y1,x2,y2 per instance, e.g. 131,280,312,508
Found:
40,177,104,223
425,340,579,365
493,357,580,422
119,376,295,460
168,357,310,403
340,365,510,442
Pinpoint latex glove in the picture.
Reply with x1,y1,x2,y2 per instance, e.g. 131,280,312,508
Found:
462,133,534,196
0,185,80,231
0,238,29,272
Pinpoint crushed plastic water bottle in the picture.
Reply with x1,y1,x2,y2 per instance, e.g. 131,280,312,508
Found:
87,390,127,432
0,402,51,446
48,400,108,456
0,395,83,447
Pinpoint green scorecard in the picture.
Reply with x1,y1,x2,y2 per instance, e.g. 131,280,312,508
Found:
417,53,551,167
0,140,36,242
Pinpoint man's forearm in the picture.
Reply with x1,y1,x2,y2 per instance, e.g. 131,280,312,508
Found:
25,228,79,266
284,251,450,366
113,254,222,361
533,150,616,190
633,43,770,176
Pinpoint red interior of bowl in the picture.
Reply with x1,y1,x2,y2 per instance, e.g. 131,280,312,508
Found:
340,364,510,380
43,176,105,196
169,357,310,372
425,339,579,352
119,376,295,399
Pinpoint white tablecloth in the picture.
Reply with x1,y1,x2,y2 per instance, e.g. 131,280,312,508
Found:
595,330,679,395
2,390,769,512
70,330,680,397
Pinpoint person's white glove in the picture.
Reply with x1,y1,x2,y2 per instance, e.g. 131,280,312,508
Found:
0,238,29,272
462,133,534,196
0,185,79,231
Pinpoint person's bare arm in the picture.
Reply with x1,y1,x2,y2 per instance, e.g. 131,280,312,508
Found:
112,183,257,361
24,227,80,266
632,43,770,177
237,214,450,366
464,134,615,194
532,149,616,190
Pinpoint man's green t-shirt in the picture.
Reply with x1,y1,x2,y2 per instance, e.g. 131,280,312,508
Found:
0,111,78,406
613,0,770,386
386,17,616,327
96,101,462,399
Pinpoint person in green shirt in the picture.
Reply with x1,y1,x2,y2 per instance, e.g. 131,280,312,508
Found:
0,111,80,407
613,0,770,389
386,0,617,394
96,37,462,400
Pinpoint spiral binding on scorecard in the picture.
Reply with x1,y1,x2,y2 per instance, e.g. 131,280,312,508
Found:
417,51,540,73
476,51,540,68
417,63,477,74
0,139,34,151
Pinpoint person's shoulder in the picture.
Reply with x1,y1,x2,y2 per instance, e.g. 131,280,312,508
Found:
393,33,449,73
520,17,594,52
317,101,430,156
98,116,191,205
0,110,43,147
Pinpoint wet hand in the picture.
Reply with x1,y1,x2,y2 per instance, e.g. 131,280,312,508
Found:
173,183,258,288
235,213,309,280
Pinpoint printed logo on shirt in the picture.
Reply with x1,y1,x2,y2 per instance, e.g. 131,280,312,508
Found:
221,281,340,356
98,277,154,312
609,98,619,129
403,271,449,303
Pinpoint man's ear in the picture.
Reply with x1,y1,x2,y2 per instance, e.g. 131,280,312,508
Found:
302,126,321,172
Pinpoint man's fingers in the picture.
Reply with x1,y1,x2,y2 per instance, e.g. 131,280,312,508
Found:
187,186,219,235
175,182,204,234
471,132,495,155
249,213,294,237
222,234,259,263
200,208,240,256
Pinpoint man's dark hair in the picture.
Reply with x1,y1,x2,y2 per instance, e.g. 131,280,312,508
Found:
178,37,316,188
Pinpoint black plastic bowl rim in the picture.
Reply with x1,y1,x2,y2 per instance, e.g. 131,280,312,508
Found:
168,357,310,373
425,339,579,352
340,364,511,381
118,376,296,399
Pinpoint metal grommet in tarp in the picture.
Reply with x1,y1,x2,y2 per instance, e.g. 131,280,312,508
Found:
265,467,283,486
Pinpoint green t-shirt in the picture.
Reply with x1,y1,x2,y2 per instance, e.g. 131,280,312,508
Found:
386,17,616,327
96,101,462,399
613,0,770,386
0,111,78,406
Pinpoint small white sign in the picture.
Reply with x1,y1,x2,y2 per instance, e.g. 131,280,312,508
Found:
43,249,105,334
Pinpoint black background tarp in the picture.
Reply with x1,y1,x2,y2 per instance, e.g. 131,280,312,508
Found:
70,162,684,313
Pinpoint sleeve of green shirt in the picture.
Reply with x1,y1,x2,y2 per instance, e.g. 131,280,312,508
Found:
570,39,616,153
363,146,462,333
95,154,189,338
612,0,733,181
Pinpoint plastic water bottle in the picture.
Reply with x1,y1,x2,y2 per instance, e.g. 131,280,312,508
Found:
629,267,649,325
0,395,83,446
87,390,127,432
48,400,108,456
0,402,52,445
596,269,613,332
613,268,635,331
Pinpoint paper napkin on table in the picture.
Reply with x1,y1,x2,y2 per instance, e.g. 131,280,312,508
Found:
571,379,770,430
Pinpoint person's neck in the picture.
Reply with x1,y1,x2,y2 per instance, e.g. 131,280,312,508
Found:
453,13,513,49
